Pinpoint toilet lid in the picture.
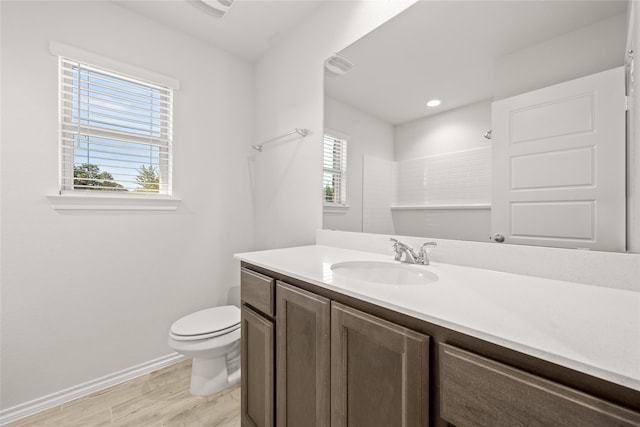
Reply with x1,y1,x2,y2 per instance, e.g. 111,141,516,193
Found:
170,305,240,337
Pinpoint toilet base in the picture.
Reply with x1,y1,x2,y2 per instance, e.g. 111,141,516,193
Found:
190,356,228,396
189,356,240,396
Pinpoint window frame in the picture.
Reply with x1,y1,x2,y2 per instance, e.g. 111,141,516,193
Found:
323,130,349,207
48,42,180,210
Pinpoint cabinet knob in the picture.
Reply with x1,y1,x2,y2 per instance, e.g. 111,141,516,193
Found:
492,234,505,243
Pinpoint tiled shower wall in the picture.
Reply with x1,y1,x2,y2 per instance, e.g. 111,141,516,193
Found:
394,146,491,206
362,147,492,240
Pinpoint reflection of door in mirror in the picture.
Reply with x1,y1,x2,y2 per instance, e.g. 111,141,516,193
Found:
492,67,626,251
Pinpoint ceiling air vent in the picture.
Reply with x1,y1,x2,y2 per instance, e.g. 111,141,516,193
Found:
188,0,235,18
325,54,353,77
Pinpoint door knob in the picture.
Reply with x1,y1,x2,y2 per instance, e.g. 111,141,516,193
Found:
492,234,505,243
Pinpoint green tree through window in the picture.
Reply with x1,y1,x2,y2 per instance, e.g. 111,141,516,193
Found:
135,165,160,193
73,163,125,190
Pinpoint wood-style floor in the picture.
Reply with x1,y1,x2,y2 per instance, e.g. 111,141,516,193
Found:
4,359,240,427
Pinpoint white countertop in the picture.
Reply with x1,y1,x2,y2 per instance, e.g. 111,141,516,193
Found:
235,244,640,391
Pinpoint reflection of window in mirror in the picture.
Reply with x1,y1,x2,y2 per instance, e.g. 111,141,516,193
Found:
323,132,348,206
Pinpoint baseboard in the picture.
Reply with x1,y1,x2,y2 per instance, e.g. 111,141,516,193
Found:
0,352,187,426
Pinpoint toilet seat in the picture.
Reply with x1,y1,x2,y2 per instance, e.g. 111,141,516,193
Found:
170,305,240,341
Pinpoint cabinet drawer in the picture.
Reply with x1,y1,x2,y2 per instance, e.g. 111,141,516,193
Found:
241,268,275,317
440,344,640,427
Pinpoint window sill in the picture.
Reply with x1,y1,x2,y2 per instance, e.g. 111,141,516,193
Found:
46,194,181,211
323,204,351,214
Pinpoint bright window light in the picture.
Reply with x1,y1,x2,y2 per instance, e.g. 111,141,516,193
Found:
58,58,173,195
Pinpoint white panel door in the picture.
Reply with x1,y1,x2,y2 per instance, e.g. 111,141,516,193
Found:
491,67,626,251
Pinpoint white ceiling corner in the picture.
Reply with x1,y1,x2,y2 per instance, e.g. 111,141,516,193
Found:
114,0,326,62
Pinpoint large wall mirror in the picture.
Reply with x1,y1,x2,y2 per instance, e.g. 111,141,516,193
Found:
323,0,631,252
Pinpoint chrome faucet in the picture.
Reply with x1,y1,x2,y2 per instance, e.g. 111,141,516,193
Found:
390,238,419,263
390,238,437,265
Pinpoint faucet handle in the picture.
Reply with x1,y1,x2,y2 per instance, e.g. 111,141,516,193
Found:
390,238,402,261
390,237,407,249
418,242,437,265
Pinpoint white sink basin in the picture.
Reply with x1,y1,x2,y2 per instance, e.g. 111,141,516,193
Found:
331,261,438,286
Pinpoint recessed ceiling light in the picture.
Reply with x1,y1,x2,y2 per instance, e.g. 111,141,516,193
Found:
426,99,441,107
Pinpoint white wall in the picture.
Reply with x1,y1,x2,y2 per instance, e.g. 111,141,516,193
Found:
253,0,417,250
0,0,254,411
494,13,627,100
394,100,491,161
323,96,394,233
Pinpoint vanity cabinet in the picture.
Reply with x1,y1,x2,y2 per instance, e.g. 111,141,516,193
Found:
241,267,430,427
240,263,640,427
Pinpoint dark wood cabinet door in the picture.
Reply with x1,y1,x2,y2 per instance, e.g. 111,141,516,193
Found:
440,344,640,427
276,282,330,427
241,305,274,427
331,302,430,427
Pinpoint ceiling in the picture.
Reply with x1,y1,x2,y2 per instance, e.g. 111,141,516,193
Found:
115,0,325,62
325,1,629,125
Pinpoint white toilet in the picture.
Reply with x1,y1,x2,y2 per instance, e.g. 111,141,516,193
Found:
168,305,241,396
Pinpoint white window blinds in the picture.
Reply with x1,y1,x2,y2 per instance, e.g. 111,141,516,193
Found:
59,58,173,194
323,133,347,205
